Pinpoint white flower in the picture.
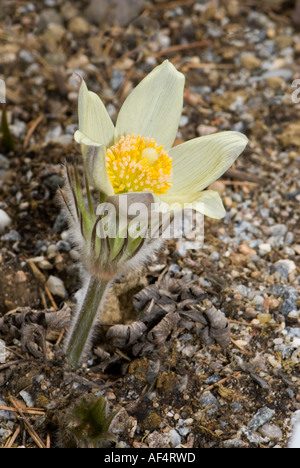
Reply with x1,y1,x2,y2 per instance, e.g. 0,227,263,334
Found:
74,60,248,219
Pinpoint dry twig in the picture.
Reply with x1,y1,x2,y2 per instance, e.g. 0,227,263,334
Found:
9,397,47,449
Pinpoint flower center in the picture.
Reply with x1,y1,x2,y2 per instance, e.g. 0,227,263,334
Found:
106,134,173,195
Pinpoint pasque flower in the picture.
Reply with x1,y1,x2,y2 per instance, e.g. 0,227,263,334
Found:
63,60,248,367
74,60,248,219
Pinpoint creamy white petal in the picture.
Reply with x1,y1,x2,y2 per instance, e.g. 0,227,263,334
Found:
158,189,226,219
167,131,248,194
192,190,226,219
115,60,185,150
78,79,115,147
74,130,114,196
74,130,102,149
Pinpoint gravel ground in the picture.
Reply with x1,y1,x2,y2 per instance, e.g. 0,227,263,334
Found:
0,0,300,448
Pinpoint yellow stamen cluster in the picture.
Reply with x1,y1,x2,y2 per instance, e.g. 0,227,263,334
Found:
106,134,173,195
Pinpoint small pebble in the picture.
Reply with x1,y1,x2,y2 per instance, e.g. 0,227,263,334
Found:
266,76,285,89
47,244,57,259
0,339,6,364
199,391,219,416
68,16,90,35
197,124,218,136
56,240,71,252
252,295,264,307
275,259,296,277
259,243,271,255
169,429,181,447
259,423,283,440
0,209,12,234
19,390,34,408
266,224,288,237
179,115,189,127
51,212,68,235
248,407,275,431
19,49,35,63
0,154,10,170
37,259,53,270
256,313,272,324
110,69,125,91
209,181,226,194
14,270,27,283
210,251,220,261
46,275,67,298
223,196,233,207
239,244,256,255
1,230,21,242
241,54,261,70
268,298,280,310
0,399,15,420
293,244,300,255
289,412,300,448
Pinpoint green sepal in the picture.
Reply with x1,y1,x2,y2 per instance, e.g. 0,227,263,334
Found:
109,219,128,261
74,165,94,241
125,234,145,259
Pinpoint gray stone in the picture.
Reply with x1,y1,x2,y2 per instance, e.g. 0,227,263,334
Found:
19,390,34,408
0,154,10,170
252,295,264,306
43,174,64,192
111,70,125,92
285,232,294,245
0,400,15,420
1,229,21,242
0,340,6,364
10,119,26,138
56,240,71,252
199,391,219,416
275,259,296,277
210,251,220,261
85,0,144,27
223,438,245,448
266,224,287,237
19,49,35,63
248,407,275,432
39,8,64,30
281,297,298,316
51,211,68,235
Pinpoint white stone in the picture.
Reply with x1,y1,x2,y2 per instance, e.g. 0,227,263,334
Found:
252,294,264,306
19,390,34,408
169,429,181,447
0,209,11,234
289,411,300,448
259,423,283,440
259,243,271,254
275,259,296,275
46,275,67,298
0,339,6,364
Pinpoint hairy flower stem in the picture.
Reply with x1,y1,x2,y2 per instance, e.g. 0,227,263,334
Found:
66,276,109,368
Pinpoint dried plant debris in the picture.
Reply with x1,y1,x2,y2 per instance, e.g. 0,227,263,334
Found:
106,275,230,356
107,321,147,349
0,304,71,358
